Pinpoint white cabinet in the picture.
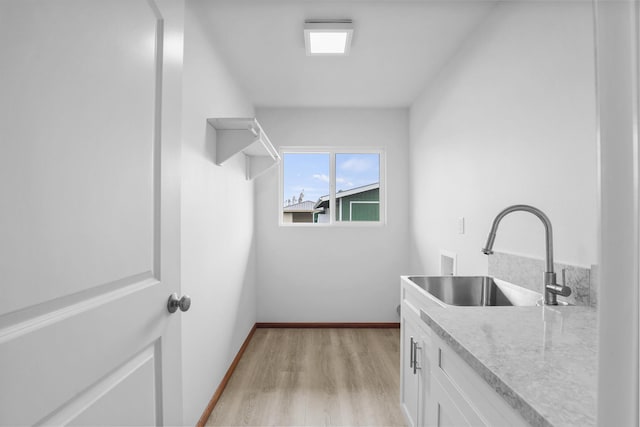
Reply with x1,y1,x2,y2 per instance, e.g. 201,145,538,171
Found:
400,277,528,427
424,330,527,427
400,309,426,426
207,117,280,180
400,282,433,426
430,377,476,427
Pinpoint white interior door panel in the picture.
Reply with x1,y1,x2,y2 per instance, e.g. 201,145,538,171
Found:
0,0,184,425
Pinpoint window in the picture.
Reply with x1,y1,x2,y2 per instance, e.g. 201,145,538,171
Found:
280,148,385,225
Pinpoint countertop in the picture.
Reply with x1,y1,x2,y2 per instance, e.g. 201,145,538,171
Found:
419,305,598,427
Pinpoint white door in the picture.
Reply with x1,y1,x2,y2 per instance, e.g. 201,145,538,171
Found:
0,0,185,425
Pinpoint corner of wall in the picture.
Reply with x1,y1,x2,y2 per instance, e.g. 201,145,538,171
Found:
181,2,259,424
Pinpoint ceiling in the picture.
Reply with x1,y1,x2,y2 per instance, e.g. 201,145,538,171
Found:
190,0,497,108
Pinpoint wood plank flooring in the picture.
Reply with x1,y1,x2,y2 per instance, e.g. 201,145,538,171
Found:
205,328,407,426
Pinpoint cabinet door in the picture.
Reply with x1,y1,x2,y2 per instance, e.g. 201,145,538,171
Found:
430,377,476,427
417,328,432,426
401,311,422,426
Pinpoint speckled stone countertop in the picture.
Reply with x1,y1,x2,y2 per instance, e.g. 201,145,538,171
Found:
419,306,598,427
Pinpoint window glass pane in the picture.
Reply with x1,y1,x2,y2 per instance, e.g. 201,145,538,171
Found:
335,153,380,222
282,153,330,224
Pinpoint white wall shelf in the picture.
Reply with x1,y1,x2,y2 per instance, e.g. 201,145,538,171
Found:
207,117,280,180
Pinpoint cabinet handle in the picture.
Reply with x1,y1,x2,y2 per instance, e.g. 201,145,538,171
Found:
409,336,415,368
413,341,422,375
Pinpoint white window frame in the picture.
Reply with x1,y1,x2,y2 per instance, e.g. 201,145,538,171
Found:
278,147,386,227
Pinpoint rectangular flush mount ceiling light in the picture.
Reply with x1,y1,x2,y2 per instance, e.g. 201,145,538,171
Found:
304,20,353,56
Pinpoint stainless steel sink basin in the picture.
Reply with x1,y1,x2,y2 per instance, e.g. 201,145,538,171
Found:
407,276,541,307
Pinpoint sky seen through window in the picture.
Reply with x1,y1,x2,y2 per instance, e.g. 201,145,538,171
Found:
283,153,380,206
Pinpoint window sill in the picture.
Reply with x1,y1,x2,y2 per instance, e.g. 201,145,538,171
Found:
278,221,386,228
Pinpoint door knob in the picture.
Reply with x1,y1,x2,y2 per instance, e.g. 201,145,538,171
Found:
167,293,191,313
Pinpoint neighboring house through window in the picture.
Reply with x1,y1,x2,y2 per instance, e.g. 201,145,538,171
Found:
280,149,385,225
314,182,380,222
282,200,317,223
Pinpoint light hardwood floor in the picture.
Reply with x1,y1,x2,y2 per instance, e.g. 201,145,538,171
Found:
206,328,407,426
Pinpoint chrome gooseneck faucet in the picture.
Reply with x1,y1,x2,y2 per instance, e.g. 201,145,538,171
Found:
481,205,571,305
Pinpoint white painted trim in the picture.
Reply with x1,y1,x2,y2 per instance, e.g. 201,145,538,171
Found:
329,149,336,225
594,0,640,424
278,149,284,227
348,200,380,222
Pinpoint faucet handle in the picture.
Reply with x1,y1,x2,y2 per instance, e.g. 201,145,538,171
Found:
547,282,572,297
547,268,572,297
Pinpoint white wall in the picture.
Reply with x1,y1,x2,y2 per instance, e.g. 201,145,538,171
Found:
255,108,410,322
409,1,597,277
181,1,257,424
